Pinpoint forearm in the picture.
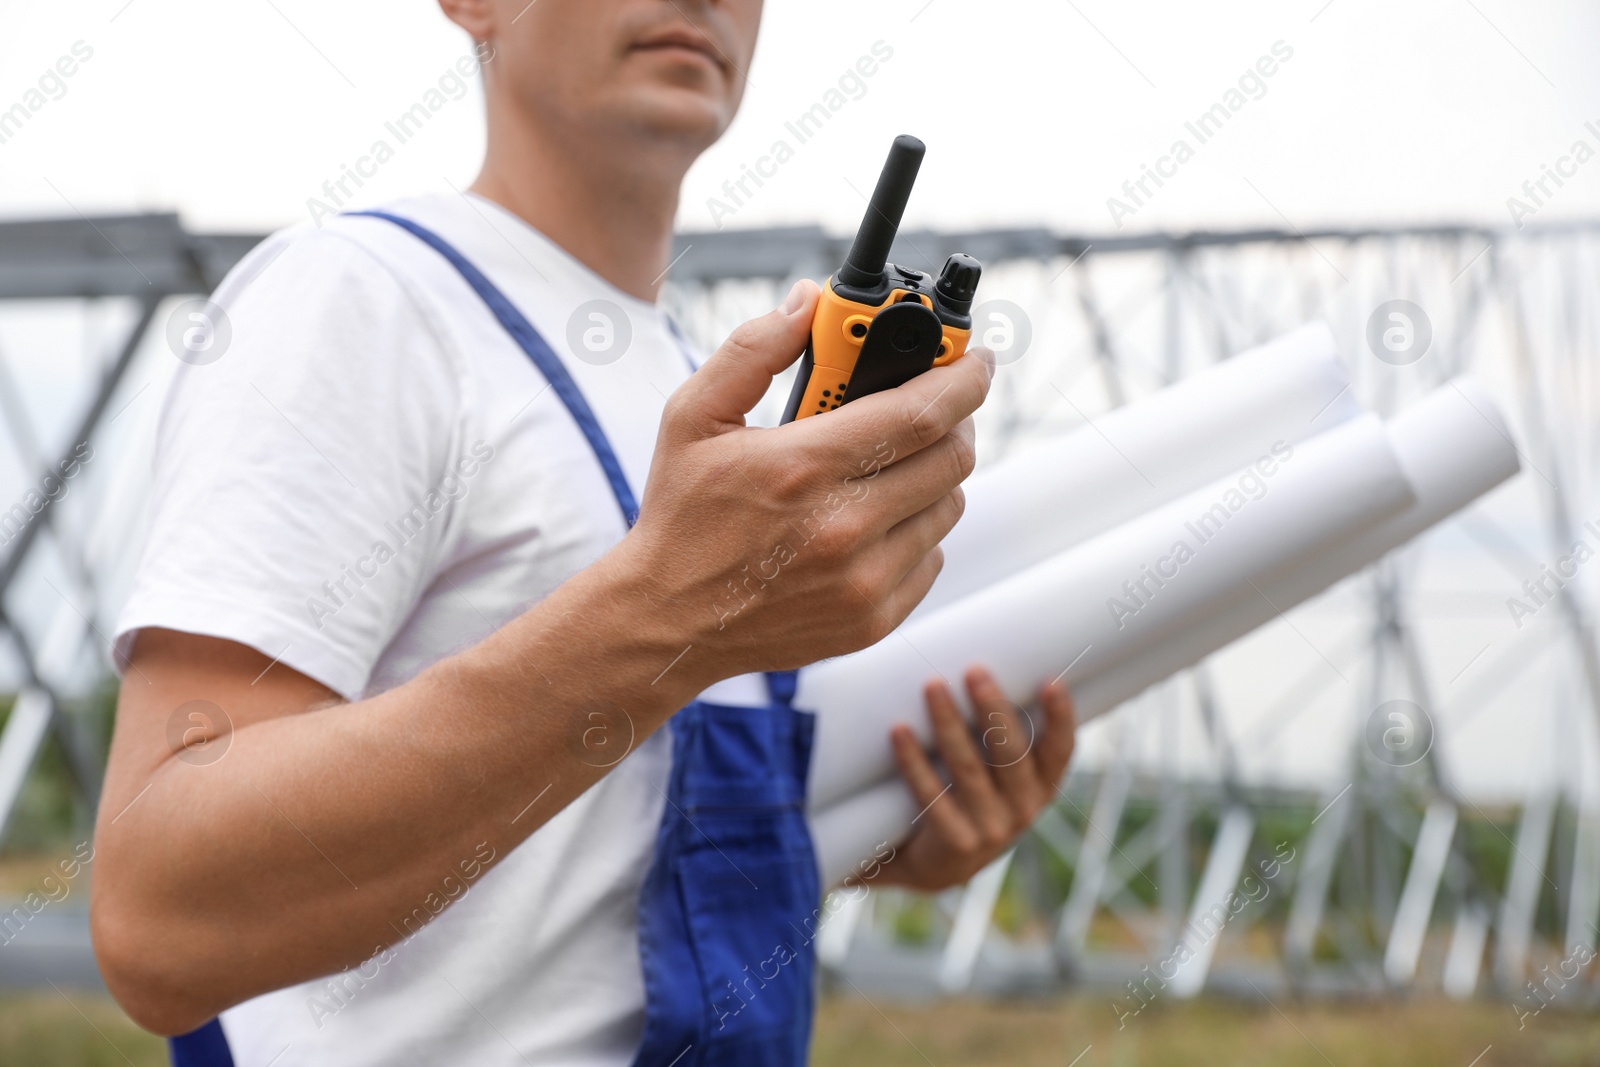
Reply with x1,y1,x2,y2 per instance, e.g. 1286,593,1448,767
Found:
93,541,710,1033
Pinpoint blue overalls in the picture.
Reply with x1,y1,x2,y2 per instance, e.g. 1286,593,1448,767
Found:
169,212,821,1067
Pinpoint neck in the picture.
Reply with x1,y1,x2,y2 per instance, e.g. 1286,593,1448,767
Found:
470,104,693,302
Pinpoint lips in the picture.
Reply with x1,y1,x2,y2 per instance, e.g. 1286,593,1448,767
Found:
630,27,726,71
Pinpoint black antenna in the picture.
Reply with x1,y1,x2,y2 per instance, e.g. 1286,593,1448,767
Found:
837,134,925,289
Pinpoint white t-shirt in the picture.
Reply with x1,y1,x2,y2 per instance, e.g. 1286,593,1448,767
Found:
113,192,769,1066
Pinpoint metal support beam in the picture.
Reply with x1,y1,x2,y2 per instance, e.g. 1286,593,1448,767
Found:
1383,800,1458,985
1168,806,1254,998
938,850,1014,993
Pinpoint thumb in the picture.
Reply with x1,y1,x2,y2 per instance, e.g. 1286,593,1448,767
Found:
676,279,819,429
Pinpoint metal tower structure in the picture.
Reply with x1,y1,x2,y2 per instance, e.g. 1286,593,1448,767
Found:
0,213,1595,1006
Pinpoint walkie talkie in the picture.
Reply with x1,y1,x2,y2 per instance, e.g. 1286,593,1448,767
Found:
780,135,982,423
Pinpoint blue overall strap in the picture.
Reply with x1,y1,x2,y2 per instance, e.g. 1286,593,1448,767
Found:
352,210,816,1067
765,668,798,706
349,209,641,526
362,209,803,704
167,1019,234,1067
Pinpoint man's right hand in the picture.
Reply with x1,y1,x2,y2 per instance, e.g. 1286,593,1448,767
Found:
621,278,994,683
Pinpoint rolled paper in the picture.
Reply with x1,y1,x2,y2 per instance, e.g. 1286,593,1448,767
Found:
808,378,1520,888
814,781,921,891
802,413,1415,810
1069,377,1523,716
912,322,1359,621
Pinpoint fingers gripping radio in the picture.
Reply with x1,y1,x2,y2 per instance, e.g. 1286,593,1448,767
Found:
780,135,983,423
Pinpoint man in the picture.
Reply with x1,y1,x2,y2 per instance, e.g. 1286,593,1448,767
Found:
91,1,1076,1063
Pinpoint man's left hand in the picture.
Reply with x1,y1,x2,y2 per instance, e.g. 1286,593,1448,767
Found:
870,667,1077,892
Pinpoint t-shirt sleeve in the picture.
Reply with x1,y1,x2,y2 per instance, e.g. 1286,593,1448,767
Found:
113,226,467,700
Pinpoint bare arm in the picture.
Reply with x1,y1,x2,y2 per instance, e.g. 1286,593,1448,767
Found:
91,282,993,1034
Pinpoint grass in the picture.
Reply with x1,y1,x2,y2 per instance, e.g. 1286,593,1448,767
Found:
0,992,166,1067
4,989,1598,1067
812,994,1600,1066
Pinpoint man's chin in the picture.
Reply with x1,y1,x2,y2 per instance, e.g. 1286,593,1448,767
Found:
611,81,736,150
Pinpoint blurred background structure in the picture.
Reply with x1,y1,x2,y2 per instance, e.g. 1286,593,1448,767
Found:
4,0,1600,1062
2,211,1598,1014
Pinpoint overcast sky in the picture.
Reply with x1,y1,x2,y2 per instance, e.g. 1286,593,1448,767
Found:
1,0,1598,236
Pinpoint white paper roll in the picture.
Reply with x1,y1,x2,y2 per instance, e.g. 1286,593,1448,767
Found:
913,322,1359,621
802,413,1414,809
1071,377,1523,715
808,379,1521,888
814,781,921,890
